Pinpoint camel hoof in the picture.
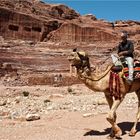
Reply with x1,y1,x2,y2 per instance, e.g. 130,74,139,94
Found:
107,134,122,140
110,129,115,137
129,129,137,137
115,134,122,139
114,128,122,139
106,135,115,140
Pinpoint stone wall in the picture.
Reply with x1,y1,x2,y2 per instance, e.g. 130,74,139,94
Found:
0,0,139,43
0,7,61,41
0,7,43,41
48,23,118,42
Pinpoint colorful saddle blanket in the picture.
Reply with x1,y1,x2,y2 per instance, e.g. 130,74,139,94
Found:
122,60,140,79
109,60,140,99
109,60,140,100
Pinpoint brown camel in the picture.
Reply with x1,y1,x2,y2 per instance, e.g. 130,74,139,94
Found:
68,50,140,138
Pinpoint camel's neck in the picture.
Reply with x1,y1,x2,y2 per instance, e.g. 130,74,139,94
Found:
77,66,110,92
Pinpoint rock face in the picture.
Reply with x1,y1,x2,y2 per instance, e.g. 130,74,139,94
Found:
0,0,118,42
0,0,79,41
0,7,61,41
0,0,140,43
0,0,140,86
49,23,117,42
0,63,17,77
0,7,42,41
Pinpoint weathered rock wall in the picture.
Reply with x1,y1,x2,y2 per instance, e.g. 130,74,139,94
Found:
0,0,140,43
48,23,118,42
0,7,62,41
0,7,43,41
0,0,80,20
0,0,79,41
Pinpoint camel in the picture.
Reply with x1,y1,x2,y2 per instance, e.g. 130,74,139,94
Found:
68,49,140,138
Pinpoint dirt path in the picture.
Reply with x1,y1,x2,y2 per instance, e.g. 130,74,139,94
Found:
0,85,140,140
0,110,140,140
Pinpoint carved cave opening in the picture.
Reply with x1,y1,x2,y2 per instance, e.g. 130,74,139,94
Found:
8,24,19,31
24,27,31,32
32,27,41,32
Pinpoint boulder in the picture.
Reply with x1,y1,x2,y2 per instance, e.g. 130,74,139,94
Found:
26,113,40,121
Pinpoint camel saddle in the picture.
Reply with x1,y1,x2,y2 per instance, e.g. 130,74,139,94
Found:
111,59,140,80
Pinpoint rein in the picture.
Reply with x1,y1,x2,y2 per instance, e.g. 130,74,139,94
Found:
79,65,113,81
74,51,112,81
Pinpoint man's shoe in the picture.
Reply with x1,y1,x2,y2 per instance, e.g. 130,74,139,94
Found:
126,78,133,85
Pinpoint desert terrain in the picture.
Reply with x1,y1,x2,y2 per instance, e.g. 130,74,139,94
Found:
0,84,140,140
0,0,140,140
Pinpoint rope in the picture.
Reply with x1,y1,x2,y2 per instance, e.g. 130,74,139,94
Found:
79,65,113,81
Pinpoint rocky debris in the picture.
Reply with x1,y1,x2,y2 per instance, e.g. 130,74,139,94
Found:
0,99,7,106
14,96,21,104
82,113,95,117
0,86,139,140
49,94,64,99
0,111,10,119
0,84,138,121
26,113,40,121
97,98,108,105
26,114,40,121
0,84,138,122
44,99,51,104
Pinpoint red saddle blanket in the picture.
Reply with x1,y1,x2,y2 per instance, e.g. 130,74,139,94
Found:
123,60,140,79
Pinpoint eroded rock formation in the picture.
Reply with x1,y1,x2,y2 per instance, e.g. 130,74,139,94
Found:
49,23,118,42
0,0,140,86
1,0,140,43
0,0,140,43
0,0,79,41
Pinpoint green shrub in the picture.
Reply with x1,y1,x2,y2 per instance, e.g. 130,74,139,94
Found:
22,91,29,97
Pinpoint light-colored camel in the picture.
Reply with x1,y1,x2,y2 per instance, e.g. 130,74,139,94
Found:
68,50,140,138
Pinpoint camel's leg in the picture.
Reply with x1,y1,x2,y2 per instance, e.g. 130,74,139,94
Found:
105,94,117,137
129,90,140,136
106,98,123,138
105,94,113,109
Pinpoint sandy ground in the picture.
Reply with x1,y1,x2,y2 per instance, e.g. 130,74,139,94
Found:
0,84,140,140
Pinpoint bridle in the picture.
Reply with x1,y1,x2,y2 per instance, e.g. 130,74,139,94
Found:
74,52,112,81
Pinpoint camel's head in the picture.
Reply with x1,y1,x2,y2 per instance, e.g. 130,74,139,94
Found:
68,48,90,69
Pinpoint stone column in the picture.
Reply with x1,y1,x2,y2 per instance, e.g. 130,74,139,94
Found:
74,67,77,76
70,64,77,76
70,64,72,75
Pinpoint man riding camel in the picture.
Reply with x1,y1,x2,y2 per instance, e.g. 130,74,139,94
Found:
111,32,134,84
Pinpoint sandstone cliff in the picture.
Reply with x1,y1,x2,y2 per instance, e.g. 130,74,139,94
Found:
0,0,140,43
0,0,140,86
